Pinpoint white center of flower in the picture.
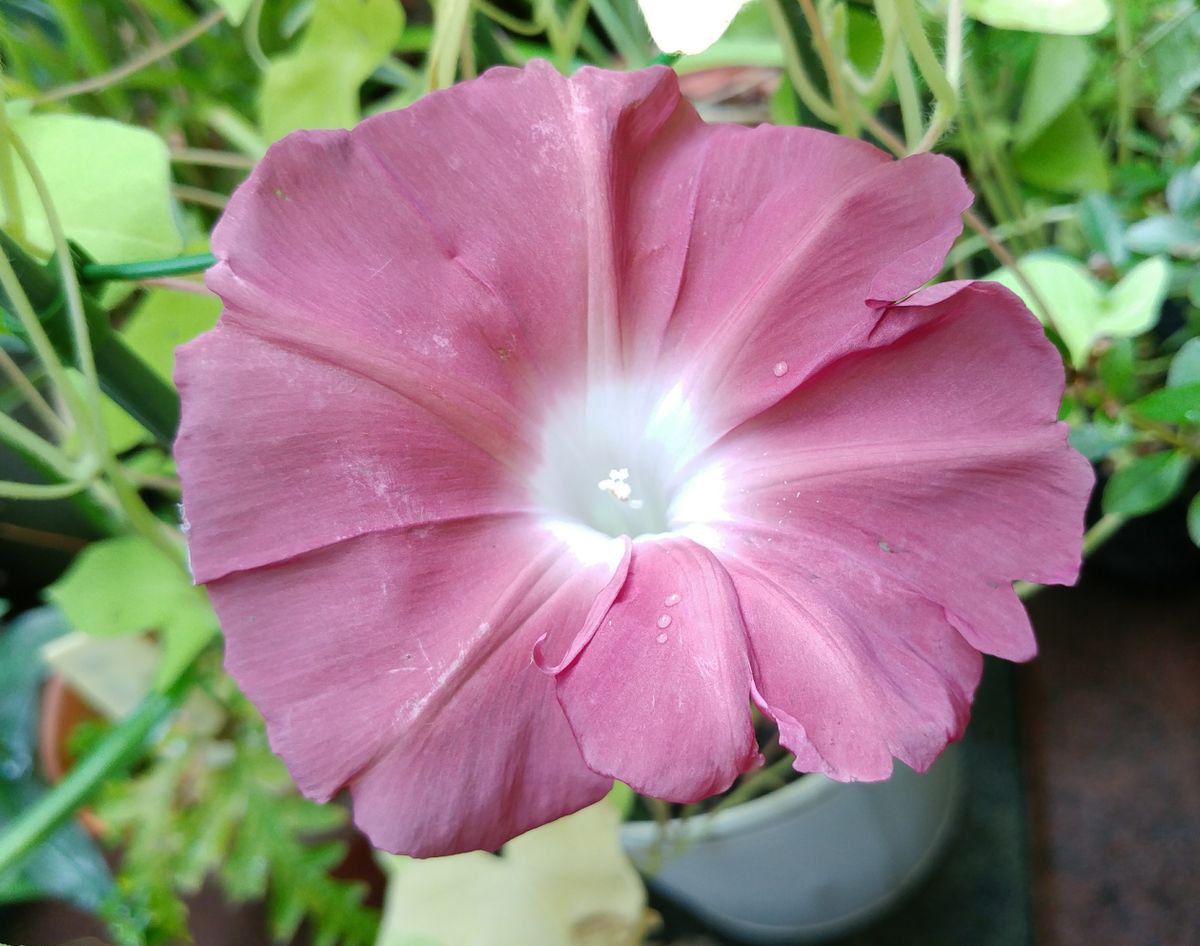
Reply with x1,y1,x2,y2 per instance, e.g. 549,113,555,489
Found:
531,381,711,541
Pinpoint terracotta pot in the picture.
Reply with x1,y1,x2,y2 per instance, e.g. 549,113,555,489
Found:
37,674,107,837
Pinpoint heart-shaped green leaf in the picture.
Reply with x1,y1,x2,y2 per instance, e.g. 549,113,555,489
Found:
989,254,1168,368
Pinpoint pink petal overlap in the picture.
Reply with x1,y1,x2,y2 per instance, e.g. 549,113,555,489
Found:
210,516,626,856
687,281,1092,777
554,537,760,801
617,137,972,440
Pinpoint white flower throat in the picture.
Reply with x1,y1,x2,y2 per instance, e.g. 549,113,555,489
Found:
532,381,716,541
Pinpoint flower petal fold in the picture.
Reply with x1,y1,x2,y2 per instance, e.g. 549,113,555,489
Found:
689,281,1091,778
554,537,760,801
210,517,625,856
616,135,971,443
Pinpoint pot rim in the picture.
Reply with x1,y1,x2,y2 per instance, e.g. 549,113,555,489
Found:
618,764,842,844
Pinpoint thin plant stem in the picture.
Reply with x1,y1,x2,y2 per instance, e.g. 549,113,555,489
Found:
961,63,1027,240
0,344,67,438
875,0,923,151
762,0,839,125
33,7,227,105
8,134,104,443
10,133,183,563
427,0,473,90
0,243,81,434
243,0,272,72
0,475,95,501
1114,0,1133,165
589,0,646,65
797,0,856,134
0,408,75,480
893,0,955,106
172,184,229,210
963,208,1057,328
914,0,962,152
1016,513,1127,600
844,2,901,99
140,276,213,295
710,753,797,813
169,147,256,170
946,205,1076,268
473,0,543,36
0,76,26,243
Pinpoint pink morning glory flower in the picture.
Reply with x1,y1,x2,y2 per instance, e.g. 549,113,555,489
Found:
175,63,1092,857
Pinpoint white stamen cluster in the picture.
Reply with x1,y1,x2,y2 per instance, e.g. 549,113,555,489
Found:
598,467,632,502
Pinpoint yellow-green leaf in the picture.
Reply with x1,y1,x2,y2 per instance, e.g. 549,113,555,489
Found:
377,802,647,946
2,113,182,263
260,0,405,143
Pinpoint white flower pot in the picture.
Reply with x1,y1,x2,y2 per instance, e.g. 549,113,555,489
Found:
619,745,963,943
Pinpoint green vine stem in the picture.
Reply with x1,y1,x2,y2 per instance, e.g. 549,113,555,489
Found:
32,7,227,105
763,0,840,126
81,253,216,283
797,0,857,135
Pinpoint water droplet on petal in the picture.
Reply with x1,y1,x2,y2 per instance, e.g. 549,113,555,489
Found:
772,361,789,377
664,592,681,607
656,613,672,629
656,633,669,644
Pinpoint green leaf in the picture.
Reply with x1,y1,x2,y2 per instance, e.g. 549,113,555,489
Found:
1188,492,1200,547
0,608,112,912
45,537,218,689
1167,164,1200,218
1103,451,1193,518
1014,103,1109,195
214,0,254,26
1129,383,1200,426
1068,419,1135,462
1079,193,1128,267
1125,215,1200,258
1150,10,1200,113
1168,338,1200,388
47,537,188,637
1015,35,1093,148
120,287,222,382
1105,255,1171,336
988,254,1168,368
2,113,182,264
1098,339,1136,402
964,0,1111,34
260,0,405,143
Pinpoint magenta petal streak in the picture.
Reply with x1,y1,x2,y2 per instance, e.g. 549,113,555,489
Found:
176,62,1092,856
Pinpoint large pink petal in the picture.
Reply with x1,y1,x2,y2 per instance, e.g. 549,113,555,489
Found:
176,326,529,582
205,63,687,451
210,516,627,856
687,282,1091,777
554,537,759,801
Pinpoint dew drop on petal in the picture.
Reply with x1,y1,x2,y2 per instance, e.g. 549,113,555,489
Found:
772,361,789,377
663,592,681,607
656,633,669,644
656,613,672,629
